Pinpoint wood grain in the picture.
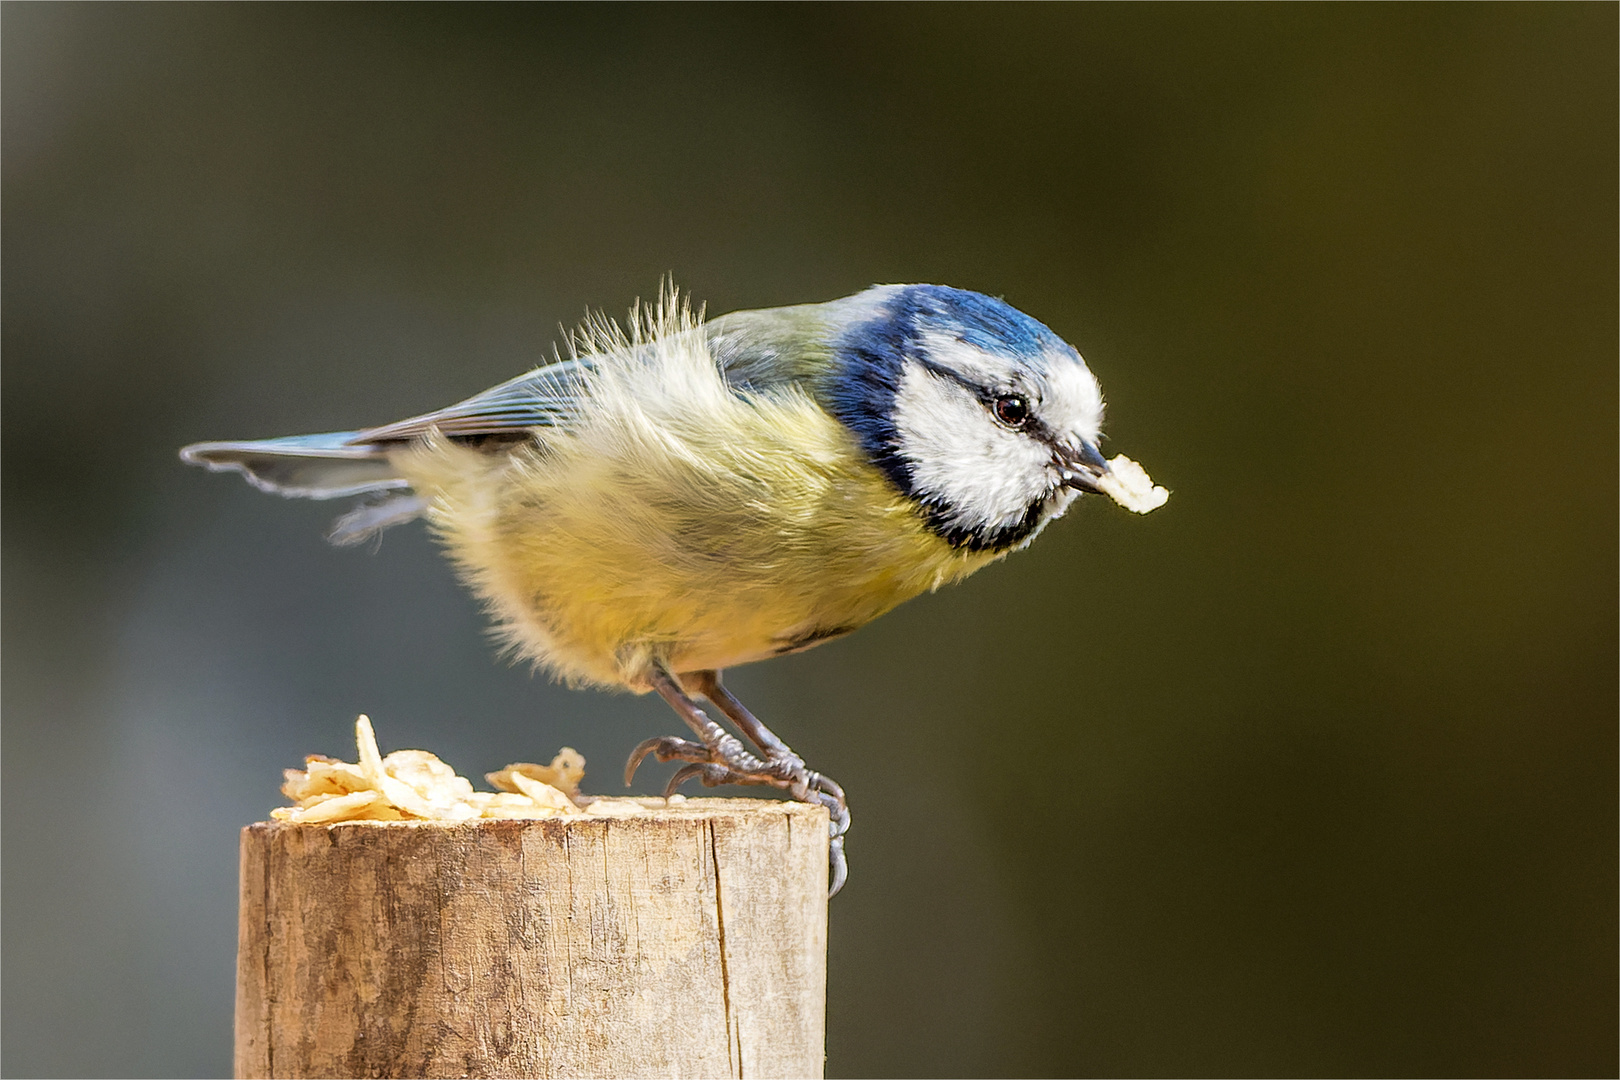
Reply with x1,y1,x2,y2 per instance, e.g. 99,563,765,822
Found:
236,798,828,1079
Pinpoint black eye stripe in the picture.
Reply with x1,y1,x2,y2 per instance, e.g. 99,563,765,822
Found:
914,359,1027,409
911,357,1059,442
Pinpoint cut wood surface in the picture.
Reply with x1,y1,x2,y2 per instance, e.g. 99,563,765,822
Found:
236,798,828,1079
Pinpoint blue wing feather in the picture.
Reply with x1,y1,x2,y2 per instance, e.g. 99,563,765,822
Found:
349,358,592,443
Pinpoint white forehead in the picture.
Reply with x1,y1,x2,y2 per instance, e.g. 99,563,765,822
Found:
917,329,1104,444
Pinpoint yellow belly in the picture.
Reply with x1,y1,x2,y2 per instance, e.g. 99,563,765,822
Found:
393,384,1000,690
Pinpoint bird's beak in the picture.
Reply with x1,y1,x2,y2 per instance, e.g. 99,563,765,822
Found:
1055,440,1112,494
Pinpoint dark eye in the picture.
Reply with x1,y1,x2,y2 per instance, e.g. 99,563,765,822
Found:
992,395,1030,428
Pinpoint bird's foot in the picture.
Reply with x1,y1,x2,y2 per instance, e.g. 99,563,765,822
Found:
625,666,851,896
624,731,851,894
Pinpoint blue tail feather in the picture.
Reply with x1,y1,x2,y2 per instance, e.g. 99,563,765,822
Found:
179,431,408,500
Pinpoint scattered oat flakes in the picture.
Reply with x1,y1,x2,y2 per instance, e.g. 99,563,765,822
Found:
487,748,586,800
271,715,647,824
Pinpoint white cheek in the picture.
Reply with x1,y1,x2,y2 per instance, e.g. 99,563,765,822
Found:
892,363,1051,532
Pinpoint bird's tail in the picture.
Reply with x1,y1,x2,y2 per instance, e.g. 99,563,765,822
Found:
180,432,424,545
180,431,403,498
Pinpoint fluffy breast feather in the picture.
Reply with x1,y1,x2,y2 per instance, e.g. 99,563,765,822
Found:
392,302,1002,690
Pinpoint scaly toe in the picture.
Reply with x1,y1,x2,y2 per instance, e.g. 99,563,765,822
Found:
664,761,740,796
624,735,710,785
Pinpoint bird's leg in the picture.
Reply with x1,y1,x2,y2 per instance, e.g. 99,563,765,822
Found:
625,663,850,896
624,664,774,794
692,670,850,897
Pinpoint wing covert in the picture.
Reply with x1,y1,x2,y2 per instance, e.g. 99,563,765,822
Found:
349,358,592,444
346,297,848,449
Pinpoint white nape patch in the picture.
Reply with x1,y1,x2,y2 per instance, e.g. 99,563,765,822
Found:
892,360,1052,534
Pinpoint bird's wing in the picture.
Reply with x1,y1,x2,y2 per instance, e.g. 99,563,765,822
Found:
347,357,594,444
348,302,849,447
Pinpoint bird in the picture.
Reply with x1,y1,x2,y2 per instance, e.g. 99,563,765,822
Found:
181,283,1168,895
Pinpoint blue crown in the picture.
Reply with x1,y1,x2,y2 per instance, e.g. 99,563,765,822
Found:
821,285,1076,548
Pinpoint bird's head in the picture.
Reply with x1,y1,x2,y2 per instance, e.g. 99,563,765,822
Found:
826,284,1116,552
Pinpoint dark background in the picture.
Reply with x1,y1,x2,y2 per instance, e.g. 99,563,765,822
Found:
4,5,1614,1077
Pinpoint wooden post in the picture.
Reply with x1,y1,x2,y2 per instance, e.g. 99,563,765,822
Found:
235,798,828,1079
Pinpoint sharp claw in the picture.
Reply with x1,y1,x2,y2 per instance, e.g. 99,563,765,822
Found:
664,762,720,796
627,735,713,786
827,835,848,898
624,736,665,786
662,765,696,797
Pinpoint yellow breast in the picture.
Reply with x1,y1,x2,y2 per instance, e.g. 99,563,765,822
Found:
393,334,1002,690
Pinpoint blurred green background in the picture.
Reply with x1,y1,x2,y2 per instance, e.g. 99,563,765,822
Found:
3,5,1614,1077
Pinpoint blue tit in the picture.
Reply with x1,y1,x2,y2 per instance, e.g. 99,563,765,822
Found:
182,283,1168,894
